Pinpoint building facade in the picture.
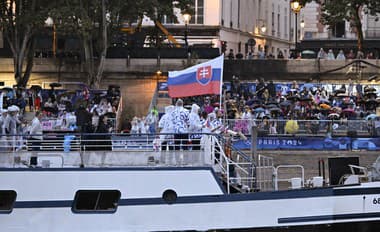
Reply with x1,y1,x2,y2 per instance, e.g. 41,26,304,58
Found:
299,0,380,55
219,0,294,58
142,0,295,59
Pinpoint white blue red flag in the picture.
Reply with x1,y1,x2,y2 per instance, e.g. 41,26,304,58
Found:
168,55,224,98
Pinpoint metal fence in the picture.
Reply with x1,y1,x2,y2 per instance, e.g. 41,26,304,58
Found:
225,119,375,137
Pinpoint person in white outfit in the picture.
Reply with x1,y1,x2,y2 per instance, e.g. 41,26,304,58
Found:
317,48,326,59
158,105,174,150
0,109,8,151
336,50,346,60
327,49,335,60
29,111,43,151
170,99,189,150
130,117,139,134
208,112,223,134
188,104,203,150
4,106,21,151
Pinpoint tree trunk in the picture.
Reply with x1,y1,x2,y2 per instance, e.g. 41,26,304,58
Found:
83,38,94,87
7,25,33,87
94,0,108,89
354,7,364,52
18,37,36,87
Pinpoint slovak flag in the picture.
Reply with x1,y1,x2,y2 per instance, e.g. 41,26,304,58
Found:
168,55,224,98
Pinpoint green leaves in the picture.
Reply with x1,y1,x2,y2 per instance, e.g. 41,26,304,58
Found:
320,0,380,50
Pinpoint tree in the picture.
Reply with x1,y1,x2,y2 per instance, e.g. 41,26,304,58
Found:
1,0,192,88
50,0,192,88
0,0,52,87
319,0,380,51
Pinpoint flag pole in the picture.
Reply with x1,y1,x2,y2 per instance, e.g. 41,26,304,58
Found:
219,54,224,112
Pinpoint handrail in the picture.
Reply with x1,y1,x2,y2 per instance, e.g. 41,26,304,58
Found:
210,135,256,193
225,118,374,137
274,165,305,191
115,95,123,132
216,134,253,162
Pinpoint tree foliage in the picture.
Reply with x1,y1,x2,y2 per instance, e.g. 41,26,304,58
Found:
319,0,380,51
0,0,53,87
1,0,192,87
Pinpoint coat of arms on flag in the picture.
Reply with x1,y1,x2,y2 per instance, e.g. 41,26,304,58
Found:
196,66,212,86
167,55,224,98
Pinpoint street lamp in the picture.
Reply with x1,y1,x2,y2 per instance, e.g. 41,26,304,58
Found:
256,19,267,34
260,24,267,33
156,70,162,86
290,0,302,51
300,19,305,29
45,17,56,57
300,19,305,40
183,13,191,48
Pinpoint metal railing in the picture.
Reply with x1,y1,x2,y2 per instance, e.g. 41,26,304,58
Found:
225,119,374,137
0,133,257,193
209,136,256,193
274,165,305,191
257,155,274,191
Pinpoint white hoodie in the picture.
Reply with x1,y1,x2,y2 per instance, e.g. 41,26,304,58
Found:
188,104,203,138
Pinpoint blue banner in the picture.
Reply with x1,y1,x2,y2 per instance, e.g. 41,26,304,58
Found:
233,137,380,151
111,135,154,151
351,138,380,151
111,135,380,151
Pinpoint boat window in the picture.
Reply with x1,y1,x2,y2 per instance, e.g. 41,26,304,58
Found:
0,190,17,213
72,190,121,213
162,189,177,204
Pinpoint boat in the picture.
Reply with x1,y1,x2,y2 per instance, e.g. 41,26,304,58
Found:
1,133,380,232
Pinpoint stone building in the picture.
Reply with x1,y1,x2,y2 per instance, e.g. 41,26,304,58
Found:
299,1,380,55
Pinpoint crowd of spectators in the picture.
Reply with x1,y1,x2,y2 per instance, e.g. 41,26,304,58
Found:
225,47,379,60
223,76,379,136
0,83,121,151
36,84,120,133
161,76,379,137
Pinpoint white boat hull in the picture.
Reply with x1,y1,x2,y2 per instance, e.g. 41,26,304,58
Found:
1,167,380,231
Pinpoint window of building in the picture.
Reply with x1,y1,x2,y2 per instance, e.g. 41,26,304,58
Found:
277,13,281,37
284,9,288,38
72,190,121,213
196,0,204,24
189,0,204,24
331,21,345,38
0,190,17,213
272,11,275,36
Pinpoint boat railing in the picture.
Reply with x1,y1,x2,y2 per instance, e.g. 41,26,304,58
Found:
274,165,305,191
257,155,275,191
209,136,256,193
225,119,374,137
0,133,257,192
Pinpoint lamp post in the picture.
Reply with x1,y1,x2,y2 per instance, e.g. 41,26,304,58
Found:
290,0,302,51
256,19,266,34
45,17,56,57
156,70,162,91
300,19,305,40
183,13,191,49
260,24,267,34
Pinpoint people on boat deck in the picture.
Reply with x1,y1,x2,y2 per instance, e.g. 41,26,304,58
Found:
95,115,112,150
28,111,43,151
158,105,175,150
3,105,22,151
188,104,203,150
0,109,8,151
171,99,190,150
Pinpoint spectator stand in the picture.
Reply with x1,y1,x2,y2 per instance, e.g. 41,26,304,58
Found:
20,83,122,151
